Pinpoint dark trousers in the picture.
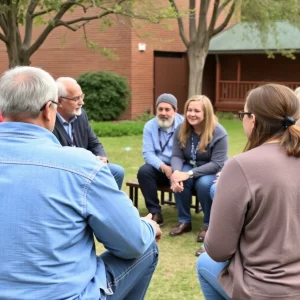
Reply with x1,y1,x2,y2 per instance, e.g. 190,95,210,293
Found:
137,164,170,214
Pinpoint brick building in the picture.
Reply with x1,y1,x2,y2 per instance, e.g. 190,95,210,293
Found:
0,1,232,119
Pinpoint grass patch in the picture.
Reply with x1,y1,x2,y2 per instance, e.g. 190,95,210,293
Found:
90,120,145,137
95,119,246,300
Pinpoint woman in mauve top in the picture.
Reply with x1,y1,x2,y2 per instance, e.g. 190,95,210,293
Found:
197,84,300,300
169,95,228,256
0,112,2,122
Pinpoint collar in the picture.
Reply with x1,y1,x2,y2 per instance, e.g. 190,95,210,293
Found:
56,112,77,125
0,122,60,145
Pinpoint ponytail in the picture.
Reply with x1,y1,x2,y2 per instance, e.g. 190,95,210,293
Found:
280,125,300,157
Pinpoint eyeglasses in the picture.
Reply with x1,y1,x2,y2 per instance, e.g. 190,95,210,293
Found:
238,111,252,121
60,94,85,102
40,100,59,111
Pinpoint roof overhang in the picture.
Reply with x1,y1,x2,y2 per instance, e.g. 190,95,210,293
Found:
209,21,300,54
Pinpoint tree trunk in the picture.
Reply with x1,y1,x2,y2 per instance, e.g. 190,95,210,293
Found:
187,44,208,97
7,43,31,68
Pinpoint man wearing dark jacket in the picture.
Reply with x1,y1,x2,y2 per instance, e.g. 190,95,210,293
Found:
53,77,124,189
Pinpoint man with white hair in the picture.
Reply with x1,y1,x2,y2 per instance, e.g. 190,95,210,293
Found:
137,94,183,226
53,77,124,189
0,66,160,300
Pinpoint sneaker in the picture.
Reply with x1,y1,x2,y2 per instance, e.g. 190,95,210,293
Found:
152,213,164,227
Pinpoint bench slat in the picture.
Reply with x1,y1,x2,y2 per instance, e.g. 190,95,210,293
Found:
126,180,202,213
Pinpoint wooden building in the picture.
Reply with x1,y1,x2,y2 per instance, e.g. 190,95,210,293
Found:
206,21,300,112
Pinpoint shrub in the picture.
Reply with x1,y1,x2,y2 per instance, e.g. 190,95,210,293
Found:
132,112,155,122
77,71,131,121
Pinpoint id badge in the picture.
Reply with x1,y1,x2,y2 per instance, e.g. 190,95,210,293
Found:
190,160,196,166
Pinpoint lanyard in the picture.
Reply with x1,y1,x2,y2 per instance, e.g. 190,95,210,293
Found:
190,134,200,166
158,129,174,153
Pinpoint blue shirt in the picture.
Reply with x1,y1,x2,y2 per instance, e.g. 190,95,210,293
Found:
0,122,155,300
56,112,77,144
142,114,183,169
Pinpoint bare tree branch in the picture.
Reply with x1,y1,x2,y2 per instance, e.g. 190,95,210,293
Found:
82,23,89,48
26,1,77,57
31,2,93,18
26,0,38,15
0,14,8,36
207,0,220,38
169,0,189,47
189,0,196,41
55,10,115,26
0,32,8,43
196,0,210,42
213,0,236,36
23,0,39,47
217,0,231,16
31,8,56,18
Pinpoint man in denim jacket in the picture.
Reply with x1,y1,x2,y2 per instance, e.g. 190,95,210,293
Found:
0,66,161,300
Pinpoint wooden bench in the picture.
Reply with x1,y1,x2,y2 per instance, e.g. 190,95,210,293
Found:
126,180,202,213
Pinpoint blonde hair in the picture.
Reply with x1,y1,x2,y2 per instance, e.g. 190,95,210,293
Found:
178,95,217,152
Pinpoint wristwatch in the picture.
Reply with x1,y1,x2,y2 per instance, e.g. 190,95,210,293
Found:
188,170,194,178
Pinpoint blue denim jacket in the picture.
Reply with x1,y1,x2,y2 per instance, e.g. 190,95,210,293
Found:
0,122,155,300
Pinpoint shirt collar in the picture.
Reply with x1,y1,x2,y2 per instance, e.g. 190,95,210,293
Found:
56,112,77,125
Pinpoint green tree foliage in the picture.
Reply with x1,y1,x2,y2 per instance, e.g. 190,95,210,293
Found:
241,0,300,58
77,71,131,121
242,0,300,25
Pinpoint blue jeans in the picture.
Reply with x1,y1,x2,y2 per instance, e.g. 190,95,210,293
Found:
108,163,124,190
101,242,159,299
196,252,231,300
210,183,217,200
174,164,216,225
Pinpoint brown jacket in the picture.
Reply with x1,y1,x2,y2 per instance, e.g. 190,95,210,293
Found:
205,143,300,300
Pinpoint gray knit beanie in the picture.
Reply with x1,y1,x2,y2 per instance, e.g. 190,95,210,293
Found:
156,93,177,110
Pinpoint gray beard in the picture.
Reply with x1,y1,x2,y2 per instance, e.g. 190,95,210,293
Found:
156,117,173,130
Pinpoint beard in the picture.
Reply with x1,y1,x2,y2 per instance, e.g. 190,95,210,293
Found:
74,107,82,116
156,116,174,129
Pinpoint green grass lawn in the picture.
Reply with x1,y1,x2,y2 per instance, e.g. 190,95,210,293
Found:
96,119,246,300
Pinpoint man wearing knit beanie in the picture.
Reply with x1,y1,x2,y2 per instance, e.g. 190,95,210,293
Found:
137,94,183,226
156,93,177,110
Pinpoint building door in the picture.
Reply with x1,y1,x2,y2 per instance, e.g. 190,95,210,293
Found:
154,51,189,114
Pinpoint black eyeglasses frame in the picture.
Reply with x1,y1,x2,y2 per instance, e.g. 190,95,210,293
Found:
40,100,59,111
238,111,252,121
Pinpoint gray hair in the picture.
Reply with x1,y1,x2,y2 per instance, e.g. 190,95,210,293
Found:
56,77,78,98
0,66,57,118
